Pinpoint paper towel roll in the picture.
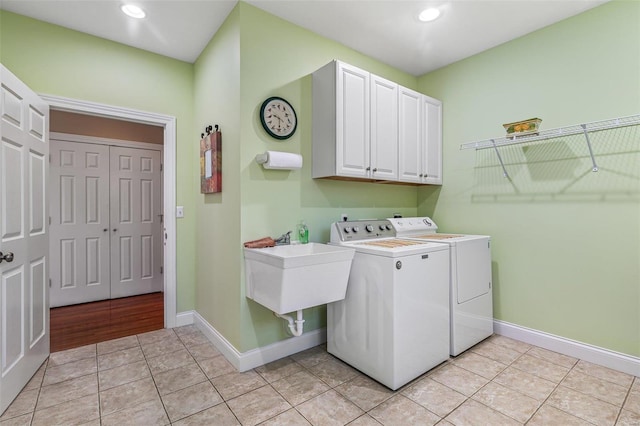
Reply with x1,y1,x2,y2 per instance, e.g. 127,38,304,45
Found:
255,151,303,170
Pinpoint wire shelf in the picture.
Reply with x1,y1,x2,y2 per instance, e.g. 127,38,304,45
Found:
460,114,640,150
459,114,640,178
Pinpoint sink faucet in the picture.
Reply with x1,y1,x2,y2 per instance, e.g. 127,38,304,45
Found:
275,231,291,245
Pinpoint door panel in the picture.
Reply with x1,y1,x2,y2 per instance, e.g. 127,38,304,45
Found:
110,146,162,298
0,64,49,415
398,87,422,183
456,239,492,304
422,96,443,184
370,75,398,180
336,62,370,177
49,141,110,307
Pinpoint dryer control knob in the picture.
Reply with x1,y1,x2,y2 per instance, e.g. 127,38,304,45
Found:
351,226,359,233
343,227,350,233
365,225,373,232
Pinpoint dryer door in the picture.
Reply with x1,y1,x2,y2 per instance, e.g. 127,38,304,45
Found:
455,238,491,303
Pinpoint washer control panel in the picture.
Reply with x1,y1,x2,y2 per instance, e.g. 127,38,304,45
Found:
387,217,438,235
331,220,395,242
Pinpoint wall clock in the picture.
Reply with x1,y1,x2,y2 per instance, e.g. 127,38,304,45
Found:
260,96,297,140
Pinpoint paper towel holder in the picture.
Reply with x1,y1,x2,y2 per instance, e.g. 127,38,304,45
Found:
255,153,269,165
255,151,303,170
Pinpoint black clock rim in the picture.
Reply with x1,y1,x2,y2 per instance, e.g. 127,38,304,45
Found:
260,96,297,140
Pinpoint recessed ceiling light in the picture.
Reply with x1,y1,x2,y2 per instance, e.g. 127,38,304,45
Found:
418,8,441,22
121,4,146,19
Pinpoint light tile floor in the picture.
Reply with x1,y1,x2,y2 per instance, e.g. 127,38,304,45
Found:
1,326,639,425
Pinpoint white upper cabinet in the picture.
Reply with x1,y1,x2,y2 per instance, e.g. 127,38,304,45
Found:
313,61,370,179
398,86,423,183
313,60,441,185
398,88,443,185
336,62,370,178
370,74,398,180
422,95,443,185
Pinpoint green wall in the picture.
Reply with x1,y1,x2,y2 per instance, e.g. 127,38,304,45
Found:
238,4,422,351
194,2,422,352
0,11,197,313
193,6,243,349
418,0,640,356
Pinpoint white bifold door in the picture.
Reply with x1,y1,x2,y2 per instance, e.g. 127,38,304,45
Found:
0,65,50,415
49,140,162,307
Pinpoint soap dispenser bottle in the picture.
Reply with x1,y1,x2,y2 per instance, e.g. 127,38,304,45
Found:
297,221,309,244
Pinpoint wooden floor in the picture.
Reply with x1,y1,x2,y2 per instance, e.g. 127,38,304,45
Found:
50,292,164,353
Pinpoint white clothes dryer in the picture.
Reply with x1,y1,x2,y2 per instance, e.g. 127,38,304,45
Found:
328,220,450,390
388,217,493,356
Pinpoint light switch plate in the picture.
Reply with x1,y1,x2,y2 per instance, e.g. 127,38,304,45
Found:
176,206,184,218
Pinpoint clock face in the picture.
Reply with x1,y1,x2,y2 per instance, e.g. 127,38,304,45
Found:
260,97,297,140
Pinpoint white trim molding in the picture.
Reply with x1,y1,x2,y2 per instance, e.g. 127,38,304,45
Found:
494,320,640,377
41,94,178,328
50,132,163,152
183,310,326,372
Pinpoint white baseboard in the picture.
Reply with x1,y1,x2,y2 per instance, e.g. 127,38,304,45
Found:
494,320,640,377
180,311,326,372
175,311,195,328
172,312,639,377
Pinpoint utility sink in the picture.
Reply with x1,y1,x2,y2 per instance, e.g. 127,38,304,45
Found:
244,243,355,314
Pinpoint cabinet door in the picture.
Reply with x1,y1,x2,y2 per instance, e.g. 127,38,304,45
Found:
422,95,443,185
336,62,370,178
370,75,398,180
398,87,423,183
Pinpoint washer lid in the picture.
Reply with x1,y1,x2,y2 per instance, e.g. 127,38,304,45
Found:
334,238,448,257
387,217,438,235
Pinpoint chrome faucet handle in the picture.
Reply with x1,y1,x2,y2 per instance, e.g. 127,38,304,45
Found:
275,231,292,245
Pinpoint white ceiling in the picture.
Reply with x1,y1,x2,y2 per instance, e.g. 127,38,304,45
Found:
1,0,608,76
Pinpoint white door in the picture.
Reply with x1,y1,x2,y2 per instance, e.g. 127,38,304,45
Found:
110,146,162,298
398,87,423,183
370,74,398,180
336,62,370,178
0,65,49,414
49,141,110,307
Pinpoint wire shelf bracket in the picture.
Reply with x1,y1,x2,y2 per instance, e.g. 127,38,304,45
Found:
460,114,640,178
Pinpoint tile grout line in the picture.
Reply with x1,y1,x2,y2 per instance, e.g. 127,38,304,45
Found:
145,329,185,425
185,330,244,425
520,346,579,425
613,376,636,425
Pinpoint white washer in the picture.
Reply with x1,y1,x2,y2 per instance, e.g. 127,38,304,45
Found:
388,217,493,356
328,220,450,390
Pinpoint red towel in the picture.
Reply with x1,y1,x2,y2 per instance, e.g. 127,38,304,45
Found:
243,237,276,248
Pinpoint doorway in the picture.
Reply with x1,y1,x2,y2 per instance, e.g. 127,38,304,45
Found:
42,97,178,351
49,135,163,307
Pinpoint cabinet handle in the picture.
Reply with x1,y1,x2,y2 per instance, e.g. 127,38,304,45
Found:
372,168,377,172
419,174,423,178
366,167,371,171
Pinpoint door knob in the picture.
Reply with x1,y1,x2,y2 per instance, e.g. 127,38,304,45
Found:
0,252,14,263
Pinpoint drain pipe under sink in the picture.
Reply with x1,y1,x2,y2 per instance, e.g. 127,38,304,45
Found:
274,310,305,337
